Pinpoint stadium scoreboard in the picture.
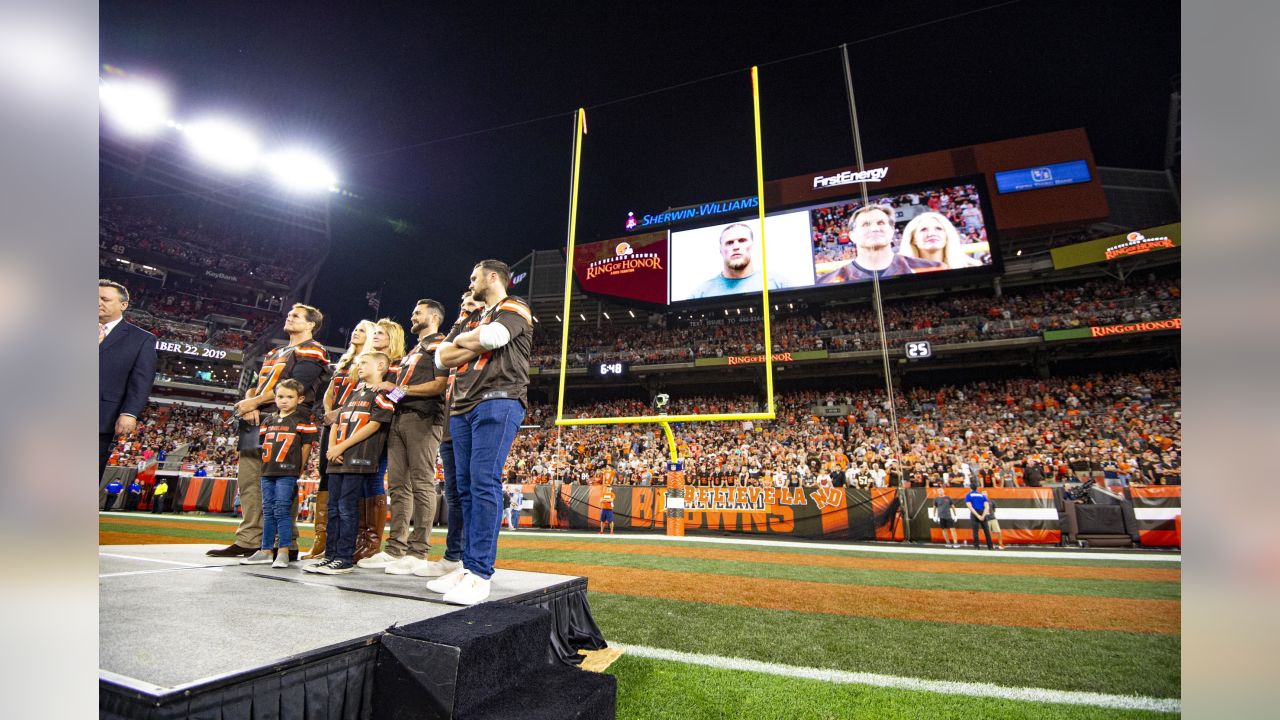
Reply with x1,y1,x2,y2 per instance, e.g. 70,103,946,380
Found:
592,361,629,379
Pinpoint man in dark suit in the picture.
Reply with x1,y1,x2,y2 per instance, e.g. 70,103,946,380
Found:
99,280,157,482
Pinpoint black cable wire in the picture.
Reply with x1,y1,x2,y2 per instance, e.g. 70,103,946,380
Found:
350,0,1024,158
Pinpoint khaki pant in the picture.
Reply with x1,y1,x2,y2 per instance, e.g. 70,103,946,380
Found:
384,411,443,559
234,450,299,550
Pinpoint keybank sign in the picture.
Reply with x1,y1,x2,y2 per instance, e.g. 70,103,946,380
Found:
627,195,759,231
812,166,890,189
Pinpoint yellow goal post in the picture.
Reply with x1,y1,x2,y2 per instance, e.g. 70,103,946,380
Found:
554,67,776,458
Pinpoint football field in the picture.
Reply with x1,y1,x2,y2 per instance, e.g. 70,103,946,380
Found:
100,513,1180,719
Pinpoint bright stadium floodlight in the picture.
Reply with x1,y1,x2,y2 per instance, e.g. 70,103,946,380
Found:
99,80,169,137
263,149,339,193
184,118,260,173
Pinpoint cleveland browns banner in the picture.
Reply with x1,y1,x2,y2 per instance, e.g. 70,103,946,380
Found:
1129,486,1181,546
175,476,236,514
900,487,1062,545
549,485,900,540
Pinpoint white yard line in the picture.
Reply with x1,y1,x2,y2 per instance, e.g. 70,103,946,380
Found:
616,644,1181,714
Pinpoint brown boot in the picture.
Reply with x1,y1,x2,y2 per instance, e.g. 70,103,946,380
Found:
367,494,388,558
354,495,387,561
303,490,328,559
351,496,372,561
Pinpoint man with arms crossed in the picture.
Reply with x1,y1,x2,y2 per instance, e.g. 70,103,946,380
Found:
430,260,533,605
360,299,450,574
208,304,329,559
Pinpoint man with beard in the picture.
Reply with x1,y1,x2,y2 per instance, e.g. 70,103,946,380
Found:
359,299,450,574
208,304,329,559
429,260,533,605
817,205,944,284
689,223,785,299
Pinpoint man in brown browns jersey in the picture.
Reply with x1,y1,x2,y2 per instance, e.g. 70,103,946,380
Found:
360,299,451,574
208,304,329,559
429,261,532,605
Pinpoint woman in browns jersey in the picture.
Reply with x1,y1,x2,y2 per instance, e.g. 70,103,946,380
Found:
349,319,406,561
307,320,375,560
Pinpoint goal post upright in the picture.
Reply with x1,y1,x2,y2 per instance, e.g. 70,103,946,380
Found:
554,68,775,530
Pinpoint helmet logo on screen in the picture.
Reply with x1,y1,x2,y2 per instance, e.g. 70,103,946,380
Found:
615,242,634,256
812,166,890,189
1105,231,1175,260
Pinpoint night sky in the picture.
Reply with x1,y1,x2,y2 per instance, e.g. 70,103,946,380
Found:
100,1,1179,339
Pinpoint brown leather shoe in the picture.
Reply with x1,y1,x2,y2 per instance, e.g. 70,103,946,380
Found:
206,543,257,558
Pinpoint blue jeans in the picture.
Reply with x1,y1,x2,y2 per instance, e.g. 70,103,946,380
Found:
260,476,298,549
324,473,364,562
361,454,388,497
440,440,463,563
450,400,524,580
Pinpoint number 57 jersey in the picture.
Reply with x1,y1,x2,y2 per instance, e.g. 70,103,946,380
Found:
258,413,321,477
329,383,397,474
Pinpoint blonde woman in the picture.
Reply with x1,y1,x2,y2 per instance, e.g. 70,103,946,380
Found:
371,318,407,383
898,211,981,269
306,320,375,560
350,317,406,561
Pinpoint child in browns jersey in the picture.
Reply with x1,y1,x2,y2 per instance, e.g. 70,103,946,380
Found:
307,353,397,574
242,379,320,568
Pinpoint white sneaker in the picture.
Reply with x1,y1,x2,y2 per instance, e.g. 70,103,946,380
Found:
426,567,468,594
384,555,430,575
240,550,274,565
412,558,462,578
356,551,398,569
441,572,491,606
272,554,290,569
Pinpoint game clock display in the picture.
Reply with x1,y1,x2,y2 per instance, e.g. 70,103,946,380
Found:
593,361,629,378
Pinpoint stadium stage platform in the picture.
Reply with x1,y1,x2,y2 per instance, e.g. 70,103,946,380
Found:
100,545,613,720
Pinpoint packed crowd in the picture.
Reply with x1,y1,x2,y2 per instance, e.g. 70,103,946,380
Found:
101,257,286,348
501,368,1182,488
108,403,245,477
530,274,1180,366
99,198,323,287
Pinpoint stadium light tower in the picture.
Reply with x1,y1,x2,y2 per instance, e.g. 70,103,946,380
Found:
99,80,169,137
184,118,260,173
263,149,339,193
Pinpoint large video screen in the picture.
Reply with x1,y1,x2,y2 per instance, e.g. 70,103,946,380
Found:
669,178,996,301
572,177,997,306
669,212,815,302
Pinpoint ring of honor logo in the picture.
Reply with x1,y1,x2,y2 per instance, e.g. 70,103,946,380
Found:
1105,231,1175,260
586,243,663,280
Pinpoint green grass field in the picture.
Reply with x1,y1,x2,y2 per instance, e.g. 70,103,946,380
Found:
100,514,1181,718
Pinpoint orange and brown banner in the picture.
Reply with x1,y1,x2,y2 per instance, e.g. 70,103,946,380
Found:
1130,486,1181,547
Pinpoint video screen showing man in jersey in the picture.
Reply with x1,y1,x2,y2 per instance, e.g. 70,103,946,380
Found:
358,299,450,575
431,260,532,605
208,303,330,559
688,223,785,299
817,204,945,284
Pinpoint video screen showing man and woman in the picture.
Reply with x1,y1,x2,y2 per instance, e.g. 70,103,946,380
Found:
668,180,994,302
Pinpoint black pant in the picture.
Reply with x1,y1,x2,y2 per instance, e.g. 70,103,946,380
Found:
99,432,113,483
151,495,166,513
971,517,993,549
